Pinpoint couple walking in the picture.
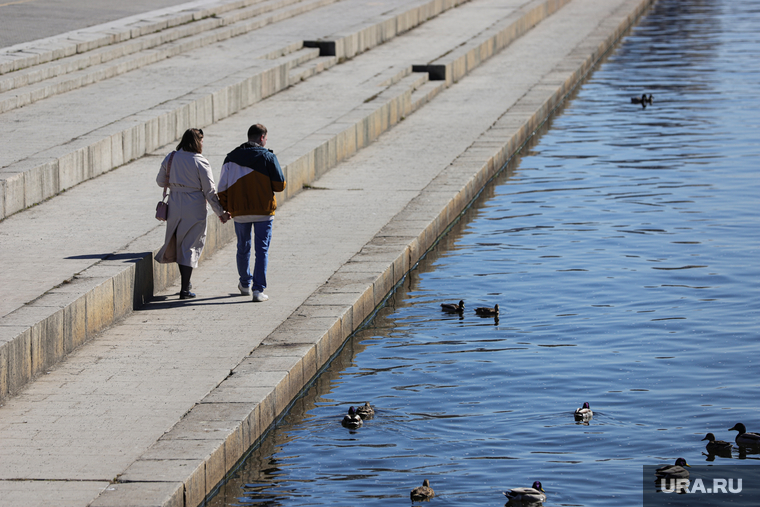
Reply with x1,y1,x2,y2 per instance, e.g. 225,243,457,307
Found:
154,124,286,301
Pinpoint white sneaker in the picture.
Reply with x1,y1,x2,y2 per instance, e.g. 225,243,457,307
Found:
251,290,268,302
238,282,251,295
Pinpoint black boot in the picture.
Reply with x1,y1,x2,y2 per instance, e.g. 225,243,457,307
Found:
178,264,195,299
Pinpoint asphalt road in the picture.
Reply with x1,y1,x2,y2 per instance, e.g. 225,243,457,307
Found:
0,0,195,48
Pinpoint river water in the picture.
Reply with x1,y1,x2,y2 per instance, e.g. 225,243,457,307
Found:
208,0,760,505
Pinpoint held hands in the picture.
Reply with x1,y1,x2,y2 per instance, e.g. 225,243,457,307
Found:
219,211,231,224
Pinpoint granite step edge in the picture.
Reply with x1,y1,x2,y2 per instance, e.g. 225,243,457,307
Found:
0,0,309,76
0,0,338,114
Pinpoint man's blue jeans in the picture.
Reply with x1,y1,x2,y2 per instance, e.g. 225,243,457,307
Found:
235,220,272,292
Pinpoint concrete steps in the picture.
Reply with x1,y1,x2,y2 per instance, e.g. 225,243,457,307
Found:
0,0,471,221
287,53,339,85
0,0,327,77
0,0,578,405
0,0,342,114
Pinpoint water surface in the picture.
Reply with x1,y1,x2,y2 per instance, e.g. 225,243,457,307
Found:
209,0,760,505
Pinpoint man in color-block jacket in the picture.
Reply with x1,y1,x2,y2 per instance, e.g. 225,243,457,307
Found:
218,124,286,302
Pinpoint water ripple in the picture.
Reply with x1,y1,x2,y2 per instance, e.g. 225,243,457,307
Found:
209,1,760,506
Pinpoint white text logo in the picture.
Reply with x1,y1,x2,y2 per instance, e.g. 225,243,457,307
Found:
660,478,742,494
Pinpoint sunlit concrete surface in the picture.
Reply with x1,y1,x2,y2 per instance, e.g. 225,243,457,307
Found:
0,0,654,505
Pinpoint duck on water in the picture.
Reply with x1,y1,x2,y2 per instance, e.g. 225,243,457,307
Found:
440,300,465,313
574,402,593,420
655,458,691,479
631,93,654,105
341,406,362,429
474,304,499,316
702,432,732,454
504,481,546,503
410,479,434,502
729,423,760,447
356,401,374,419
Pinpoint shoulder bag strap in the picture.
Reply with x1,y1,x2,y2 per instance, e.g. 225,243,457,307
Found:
163,151,175,200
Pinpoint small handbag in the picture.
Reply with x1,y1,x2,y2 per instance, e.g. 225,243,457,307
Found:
155,152,175,221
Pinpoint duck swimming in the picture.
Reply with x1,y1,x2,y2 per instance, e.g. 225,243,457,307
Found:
729,423,760,447
341,406,362,429
356,401,375,419
574,402,593,420
631,93,653,105
410,479,434,502
441,300,465,313
655,458,690,479
702,432,732,453
474,304,499,316
504,481,546,503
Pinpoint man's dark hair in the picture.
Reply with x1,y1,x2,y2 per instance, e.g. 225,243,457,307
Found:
248,124,267,142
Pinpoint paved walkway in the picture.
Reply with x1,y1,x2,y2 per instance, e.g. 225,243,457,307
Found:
1,0,479,217
3,0,574,402
0,0,195,47
0,0,506,320
0,0,653,505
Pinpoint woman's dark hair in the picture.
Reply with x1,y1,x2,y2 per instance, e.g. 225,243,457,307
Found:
176,128,203,153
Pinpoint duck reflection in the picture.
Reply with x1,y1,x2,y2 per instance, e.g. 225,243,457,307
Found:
506,500,544,507
738,447,760,460
703,450,731,462
654,478,689,494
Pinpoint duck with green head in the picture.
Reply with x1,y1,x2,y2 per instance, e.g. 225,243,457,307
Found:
341,406,362,429
655,458,690,479
504,481,546,503
574,402,593,420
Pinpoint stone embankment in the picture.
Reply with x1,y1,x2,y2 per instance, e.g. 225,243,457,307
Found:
0,0,653,505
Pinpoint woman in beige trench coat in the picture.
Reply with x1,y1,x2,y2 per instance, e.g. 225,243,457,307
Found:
155,128,229,299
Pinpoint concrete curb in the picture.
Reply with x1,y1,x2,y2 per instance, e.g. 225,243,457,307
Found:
0,0,470,221
87,0,655,505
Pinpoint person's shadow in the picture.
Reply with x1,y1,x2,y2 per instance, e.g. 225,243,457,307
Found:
141,293,245,309
65,253,149,262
